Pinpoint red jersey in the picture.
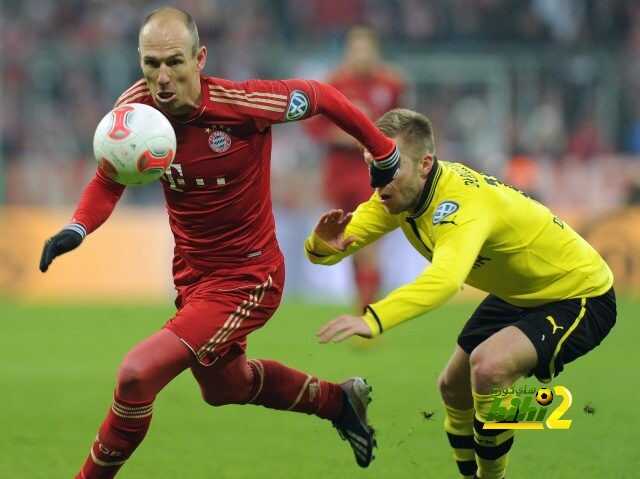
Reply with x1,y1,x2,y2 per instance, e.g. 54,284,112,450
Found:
71,75,396,278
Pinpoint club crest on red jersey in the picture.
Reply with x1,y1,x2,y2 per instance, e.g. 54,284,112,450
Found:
208,129,232,153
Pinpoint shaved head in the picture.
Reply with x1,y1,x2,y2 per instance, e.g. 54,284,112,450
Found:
140,6,199,57
138,6,207,116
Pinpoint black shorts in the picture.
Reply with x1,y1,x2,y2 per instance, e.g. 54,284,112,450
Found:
457,288,616,382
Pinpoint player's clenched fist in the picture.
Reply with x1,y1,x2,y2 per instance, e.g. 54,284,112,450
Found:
313,209,358,252
317,314,373,343
39,228,84,272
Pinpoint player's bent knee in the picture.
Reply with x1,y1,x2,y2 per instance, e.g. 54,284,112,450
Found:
469,348,511,389
117,360,152,394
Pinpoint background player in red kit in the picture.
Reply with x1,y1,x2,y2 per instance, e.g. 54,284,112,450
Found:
38,7,399,478
306,26,406,312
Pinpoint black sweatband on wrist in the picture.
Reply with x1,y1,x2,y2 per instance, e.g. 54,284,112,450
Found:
64,223,87,239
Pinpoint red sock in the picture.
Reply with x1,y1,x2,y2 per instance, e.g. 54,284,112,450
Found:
76,395,153,479
355,265,381,311
247,359,344,420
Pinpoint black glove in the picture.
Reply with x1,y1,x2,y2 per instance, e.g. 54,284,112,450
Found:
39,227,85,272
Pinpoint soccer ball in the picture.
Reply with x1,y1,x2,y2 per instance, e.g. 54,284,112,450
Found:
93,103,176,186
535,387,554,406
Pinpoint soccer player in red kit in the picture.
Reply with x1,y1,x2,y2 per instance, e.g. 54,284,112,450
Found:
38,8,399,478
306,26,406,311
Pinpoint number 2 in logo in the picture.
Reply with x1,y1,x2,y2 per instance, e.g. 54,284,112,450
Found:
108,105,134,140
545,386,573,430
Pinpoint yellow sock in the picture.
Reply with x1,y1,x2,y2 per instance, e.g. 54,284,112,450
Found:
472,391,515,479
443,404,477,478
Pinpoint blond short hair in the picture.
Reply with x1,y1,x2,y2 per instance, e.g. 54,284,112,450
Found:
376,109,436,157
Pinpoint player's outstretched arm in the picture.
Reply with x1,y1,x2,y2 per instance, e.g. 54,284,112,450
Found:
39,226,85,272
309,80,397,161
225,78,397,161
40,168,125,272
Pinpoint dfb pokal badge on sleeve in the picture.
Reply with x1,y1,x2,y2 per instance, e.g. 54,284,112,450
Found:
208,129,232,153
286,90,309,121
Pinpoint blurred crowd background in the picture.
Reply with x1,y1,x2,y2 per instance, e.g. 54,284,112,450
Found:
2,0,640,300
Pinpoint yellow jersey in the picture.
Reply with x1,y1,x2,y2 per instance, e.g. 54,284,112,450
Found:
304,160,613,336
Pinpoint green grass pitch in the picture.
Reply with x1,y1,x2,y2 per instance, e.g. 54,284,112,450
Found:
2,297,639,478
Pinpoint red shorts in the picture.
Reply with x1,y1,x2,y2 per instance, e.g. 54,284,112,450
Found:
164,258,285,366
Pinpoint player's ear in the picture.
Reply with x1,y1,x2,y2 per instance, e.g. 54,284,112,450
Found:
196,46,207,72
419,154,434,177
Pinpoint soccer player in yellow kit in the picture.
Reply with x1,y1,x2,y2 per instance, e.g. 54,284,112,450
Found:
304,109,616,478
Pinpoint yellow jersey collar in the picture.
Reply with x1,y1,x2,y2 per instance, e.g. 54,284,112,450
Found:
408,158,442,219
